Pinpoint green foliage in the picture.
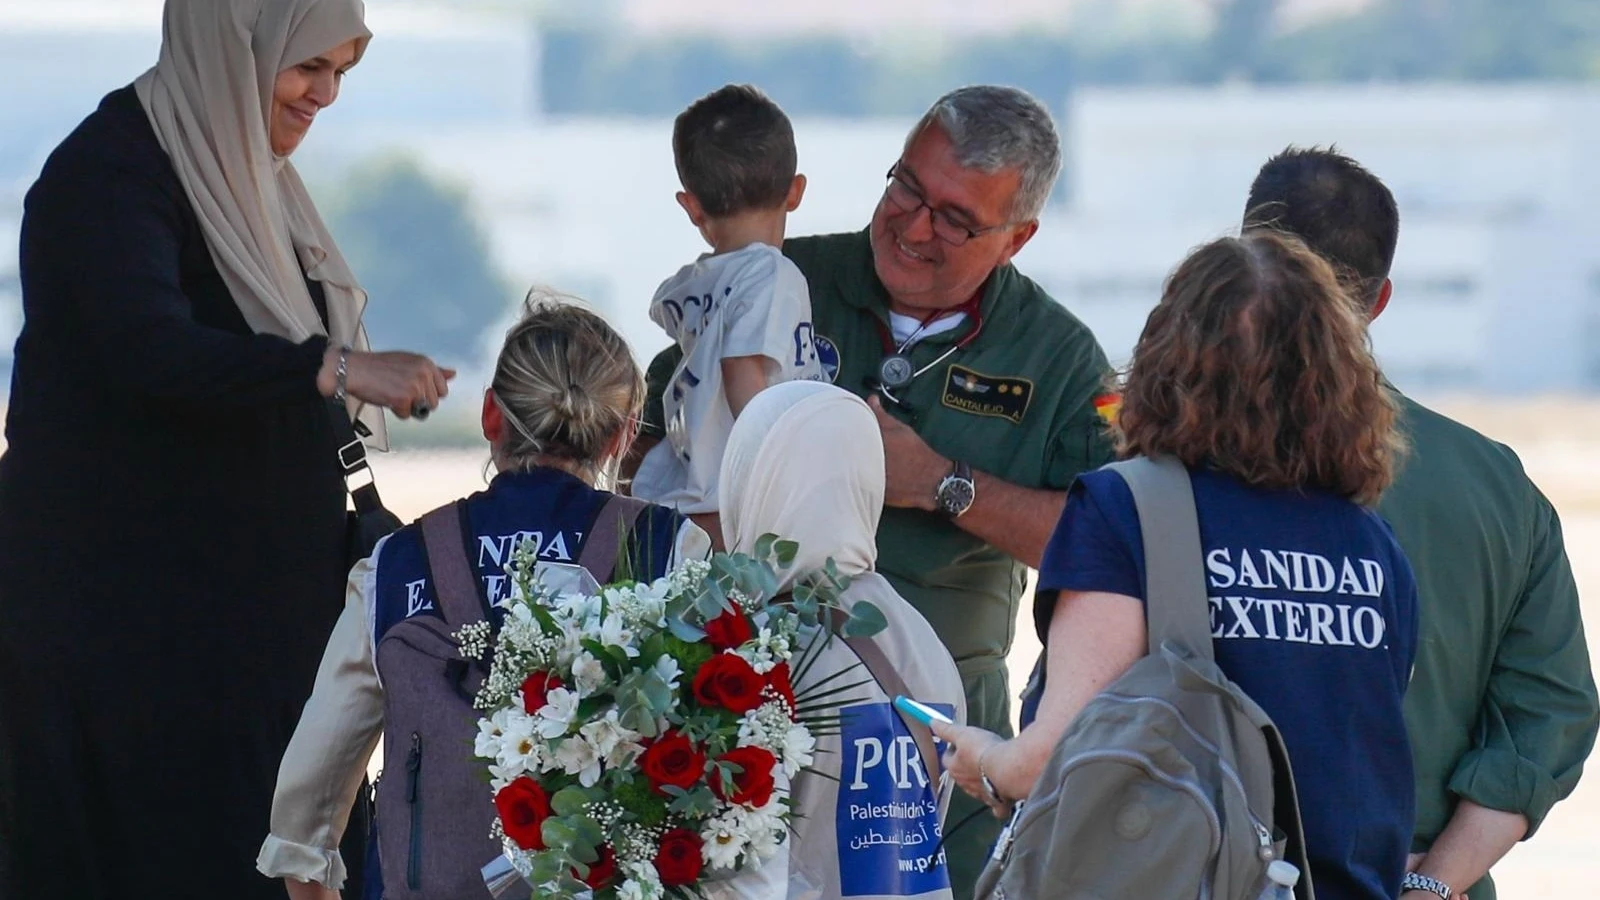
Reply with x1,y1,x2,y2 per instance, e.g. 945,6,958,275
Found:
663,783,720,818
660,633,715,677
323,155,511,366
613,780,670,827
614,665,675,737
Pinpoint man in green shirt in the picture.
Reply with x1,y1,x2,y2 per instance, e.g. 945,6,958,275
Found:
631,85,1115,897
1244,146,1599,900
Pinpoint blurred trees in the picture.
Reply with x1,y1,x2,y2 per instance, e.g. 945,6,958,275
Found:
536,0,1600,116
324,156,511,367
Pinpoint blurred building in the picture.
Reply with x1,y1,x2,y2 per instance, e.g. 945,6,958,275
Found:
0,2,1596,393
1040,85,1600,391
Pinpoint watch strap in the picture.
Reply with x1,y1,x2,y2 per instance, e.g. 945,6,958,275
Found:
936,460,975,518
1401,872,1452,899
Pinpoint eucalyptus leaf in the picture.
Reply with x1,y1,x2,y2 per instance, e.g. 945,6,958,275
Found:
842,600,888,638
666,785,719,818
775,539,799,567
694,588,727,621
550,787,591,818
667,615,707,643
529,852,564,883
541,819,577,850
754,533,777,562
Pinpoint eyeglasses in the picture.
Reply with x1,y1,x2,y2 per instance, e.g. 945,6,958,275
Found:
882,164,1010,247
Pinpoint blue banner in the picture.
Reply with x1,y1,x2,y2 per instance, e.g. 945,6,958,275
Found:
835,701,954,897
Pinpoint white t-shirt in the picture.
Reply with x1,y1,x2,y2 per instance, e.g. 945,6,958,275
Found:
633,243,824,514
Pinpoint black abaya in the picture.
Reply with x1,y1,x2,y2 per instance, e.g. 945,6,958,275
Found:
0,86,350,900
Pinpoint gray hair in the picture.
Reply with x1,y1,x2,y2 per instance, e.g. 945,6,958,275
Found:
490,288,643,489
909,85,1062,222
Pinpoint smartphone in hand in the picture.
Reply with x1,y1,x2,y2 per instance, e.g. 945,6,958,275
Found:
893,695,954,728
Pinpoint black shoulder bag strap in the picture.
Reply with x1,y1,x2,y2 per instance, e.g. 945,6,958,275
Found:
329,401,403,563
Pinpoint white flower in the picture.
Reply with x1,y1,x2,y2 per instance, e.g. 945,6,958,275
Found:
496,711,543,776
474,708,512,760
572,651,609,698
781,724,816,777
552,587,601,622
486,761,523,793
554,734,604,787
739,627,794,674
745,818,785,863
554,622,585,669
535,687,579,739
598,612,640,658
580,710,642,768
668,558,712,595
700,817,749,871
616,862,663,900
652,654,683,692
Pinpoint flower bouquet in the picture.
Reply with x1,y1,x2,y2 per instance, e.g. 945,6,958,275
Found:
462,535,886,899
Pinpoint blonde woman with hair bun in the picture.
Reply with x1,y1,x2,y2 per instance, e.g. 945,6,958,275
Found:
260,292,711,900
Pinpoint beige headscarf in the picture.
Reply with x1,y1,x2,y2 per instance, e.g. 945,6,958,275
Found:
720,381,883,584
135,0,385,443
718,380,966,900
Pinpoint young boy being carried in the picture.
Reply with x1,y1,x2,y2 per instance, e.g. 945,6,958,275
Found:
632,84,823,543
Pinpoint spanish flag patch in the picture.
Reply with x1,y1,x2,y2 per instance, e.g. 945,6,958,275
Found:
1094,393,1122,424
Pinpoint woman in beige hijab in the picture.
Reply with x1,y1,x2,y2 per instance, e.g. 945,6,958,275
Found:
720,381,968,900
0,2,449,898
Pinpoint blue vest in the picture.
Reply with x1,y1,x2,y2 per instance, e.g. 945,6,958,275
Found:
372,468,685,643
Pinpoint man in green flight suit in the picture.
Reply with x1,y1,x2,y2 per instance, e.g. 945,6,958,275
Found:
630,85,1115,897
1244,146,1599,900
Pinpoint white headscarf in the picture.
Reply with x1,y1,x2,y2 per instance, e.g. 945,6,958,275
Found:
720,381,883,584
135,0,384,442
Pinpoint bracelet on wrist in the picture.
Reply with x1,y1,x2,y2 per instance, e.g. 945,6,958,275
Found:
333,343,352,402
1401,872,1452,899
978,743,1012,809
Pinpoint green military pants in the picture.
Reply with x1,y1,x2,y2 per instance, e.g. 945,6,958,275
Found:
943,667,1013,900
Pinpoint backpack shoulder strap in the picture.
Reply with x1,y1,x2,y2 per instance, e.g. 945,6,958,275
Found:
417,499,491,628
844,634,943,791
1103,456,1213,660
578,493,652,583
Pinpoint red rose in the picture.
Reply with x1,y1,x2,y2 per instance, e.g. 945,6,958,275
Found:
493,776,551,850
638,729,706,795
704,607,754,650
654,828,705,886
520,671,564,714
766,661,796,714
575,843,618,890
711,746,778,808
692,652,766,715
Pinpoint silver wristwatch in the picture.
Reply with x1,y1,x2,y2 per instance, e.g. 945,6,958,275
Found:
935,460,975,518
1401,872,1452,899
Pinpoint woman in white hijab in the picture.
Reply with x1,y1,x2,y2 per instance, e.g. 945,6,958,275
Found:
0,2,449,898
720,381,968,900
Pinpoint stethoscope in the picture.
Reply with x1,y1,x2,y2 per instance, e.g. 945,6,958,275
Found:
871,295,986,403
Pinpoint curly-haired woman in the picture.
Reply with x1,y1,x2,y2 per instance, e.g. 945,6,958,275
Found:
935,229,1418,900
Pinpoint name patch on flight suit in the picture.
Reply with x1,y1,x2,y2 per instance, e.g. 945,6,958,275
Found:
940,365,1033,425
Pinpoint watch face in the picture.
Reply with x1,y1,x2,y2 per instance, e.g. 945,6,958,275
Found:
938,477,975,515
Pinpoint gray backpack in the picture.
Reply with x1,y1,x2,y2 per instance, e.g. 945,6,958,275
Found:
975,457,1315,900
373,494,648,900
